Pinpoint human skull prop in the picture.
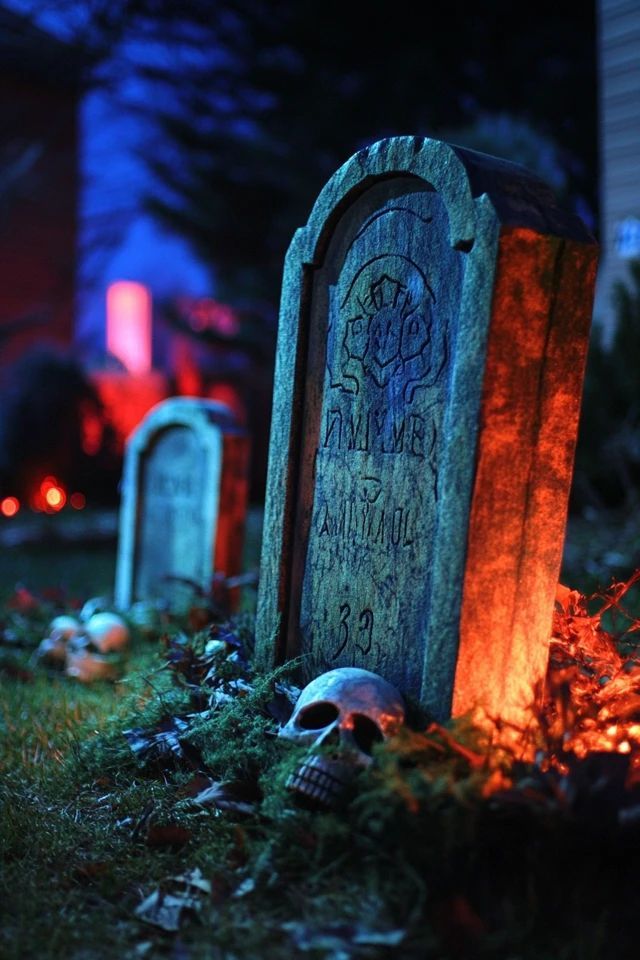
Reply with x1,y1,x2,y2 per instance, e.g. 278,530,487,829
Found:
85,612,130,653
279,667,405,810
79,596,111,622
36,615,83,665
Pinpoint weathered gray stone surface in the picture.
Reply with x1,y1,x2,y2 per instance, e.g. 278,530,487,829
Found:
255,136,597,725
115,397,249,611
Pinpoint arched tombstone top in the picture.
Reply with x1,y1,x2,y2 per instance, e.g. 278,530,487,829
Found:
126,396,241,455
293,136,592,268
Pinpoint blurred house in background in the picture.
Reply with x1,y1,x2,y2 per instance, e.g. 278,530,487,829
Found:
596,0,640,333
0,7,81,373
0,6,274,507
3,0,634,512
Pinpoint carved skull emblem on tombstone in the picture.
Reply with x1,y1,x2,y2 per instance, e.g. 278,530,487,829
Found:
279,667,405,809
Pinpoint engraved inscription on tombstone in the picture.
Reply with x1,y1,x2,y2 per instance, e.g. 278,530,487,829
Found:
304,197,452,691
115,397,250,611
255,136,598,726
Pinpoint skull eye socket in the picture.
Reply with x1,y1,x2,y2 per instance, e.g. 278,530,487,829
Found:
298,701,339,730
352,714,384,755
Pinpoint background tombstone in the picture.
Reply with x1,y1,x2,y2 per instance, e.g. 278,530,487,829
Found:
255,135,598,726
115,397,250,612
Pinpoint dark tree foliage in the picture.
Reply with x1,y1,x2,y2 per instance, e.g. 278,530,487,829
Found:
15,0,596,303
117,0,597,303
573,261,640,511
0,346,120,503
7,0,597,506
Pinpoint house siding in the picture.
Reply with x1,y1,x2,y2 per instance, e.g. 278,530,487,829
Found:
596,0,640,333
0,11,81,378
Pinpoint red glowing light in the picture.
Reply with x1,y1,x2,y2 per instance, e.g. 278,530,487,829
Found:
45,486,66,510
207,382,246,424
70,492,86,510
80,402,104,456
173,339,202,397
30,476,67,513
106,280,152,374
90,370,167,447
1,496,20,517
177,297,240,337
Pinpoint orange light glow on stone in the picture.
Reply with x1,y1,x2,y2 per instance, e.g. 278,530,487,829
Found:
452,227,598,729
1,496,20,517
106,281,152,374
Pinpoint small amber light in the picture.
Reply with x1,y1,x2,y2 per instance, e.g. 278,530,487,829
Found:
45,486,66,511
70,492,86,510
1,496,20,517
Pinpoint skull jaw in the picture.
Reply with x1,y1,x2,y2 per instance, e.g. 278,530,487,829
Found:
286,754,358,811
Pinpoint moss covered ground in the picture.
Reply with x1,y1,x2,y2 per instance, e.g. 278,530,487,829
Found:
2,506,640,959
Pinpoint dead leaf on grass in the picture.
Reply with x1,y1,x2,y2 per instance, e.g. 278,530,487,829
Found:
265,681,301,725
72,861,112,882
181,777,260,816
123,716,202,768
145,823,193,850
135,867,211,932
281,921,406,952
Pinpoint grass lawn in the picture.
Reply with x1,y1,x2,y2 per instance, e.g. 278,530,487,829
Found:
2,504,640,959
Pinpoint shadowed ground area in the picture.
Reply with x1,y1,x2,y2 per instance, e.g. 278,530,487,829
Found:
1,504,640,959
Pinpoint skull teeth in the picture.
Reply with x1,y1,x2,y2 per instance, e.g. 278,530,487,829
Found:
287,760,347,809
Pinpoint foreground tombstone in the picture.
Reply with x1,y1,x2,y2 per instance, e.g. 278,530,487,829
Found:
115,397,250,612
255,136,597,725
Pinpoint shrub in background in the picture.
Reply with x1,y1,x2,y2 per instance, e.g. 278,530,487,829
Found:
572,260,640,511
0,345,121,506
